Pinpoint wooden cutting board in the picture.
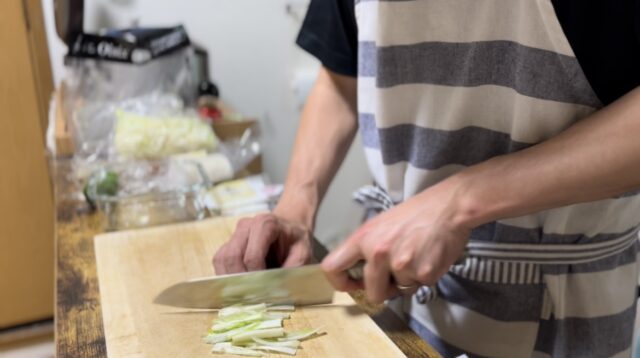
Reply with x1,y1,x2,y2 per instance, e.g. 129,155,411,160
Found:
94,217,406,358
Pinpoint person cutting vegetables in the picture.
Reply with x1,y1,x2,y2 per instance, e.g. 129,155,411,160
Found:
214,0,640,356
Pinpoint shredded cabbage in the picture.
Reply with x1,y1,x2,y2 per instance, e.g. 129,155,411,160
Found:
114,110,218,159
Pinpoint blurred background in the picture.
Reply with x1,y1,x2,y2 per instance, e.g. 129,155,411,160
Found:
0,0,370,356
41,0,370,245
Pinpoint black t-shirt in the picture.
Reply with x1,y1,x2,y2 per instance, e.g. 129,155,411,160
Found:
296,0,640,105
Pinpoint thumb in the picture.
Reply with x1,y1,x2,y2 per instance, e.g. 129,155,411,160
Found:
282,239,311,268
321,233,364,291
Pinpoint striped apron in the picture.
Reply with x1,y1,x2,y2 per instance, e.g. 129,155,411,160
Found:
354,0,640,357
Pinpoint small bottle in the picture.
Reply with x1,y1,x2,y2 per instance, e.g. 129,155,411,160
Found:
197,80,223,123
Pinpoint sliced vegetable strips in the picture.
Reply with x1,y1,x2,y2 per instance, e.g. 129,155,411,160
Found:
204,303,323,356
252,337,300,348
278,327,323,342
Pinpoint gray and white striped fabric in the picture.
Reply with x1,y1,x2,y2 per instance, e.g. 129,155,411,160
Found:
353,0,640,356
403,243,640,358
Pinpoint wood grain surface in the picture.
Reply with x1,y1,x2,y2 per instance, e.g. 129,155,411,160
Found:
55,160,439,357
0,0,54,329
23,0,54,136
94,217,409,358
56,212,108,357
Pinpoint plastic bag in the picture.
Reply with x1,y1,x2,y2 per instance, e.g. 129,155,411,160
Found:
63,47,197,161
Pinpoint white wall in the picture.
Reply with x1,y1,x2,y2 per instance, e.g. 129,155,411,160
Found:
41,0,370,248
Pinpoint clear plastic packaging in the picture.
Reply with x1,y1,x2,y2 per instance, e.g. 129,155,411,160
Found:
204,175,283,217
112,102,219,159
218,126,261,174
85,160,210,230
55,34,263,221
63,47,197,161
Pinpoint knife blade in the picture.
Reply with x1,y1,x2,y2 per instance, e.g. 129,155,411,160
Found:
154,263,365,309
154,264,330,308
153,234,466,309
153,238,365,309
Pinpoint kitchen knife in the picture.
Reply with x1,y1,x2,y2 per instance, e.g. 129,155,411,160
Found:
153,235,467,309
153,238,364,309
153,263,362,309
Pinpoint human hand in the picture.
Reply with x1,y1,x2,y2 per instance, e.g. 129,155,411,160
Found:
321,182,471,303
213,213,313,275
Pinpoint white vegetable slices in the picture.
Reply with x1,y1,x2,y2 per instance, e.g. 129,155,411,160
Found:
203,303,323,356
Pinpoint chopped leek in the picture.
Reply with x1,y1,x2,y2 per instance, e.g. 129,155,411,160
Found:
254,319,283,330
232,328,284,343
211,313,264,332
211,342,233,352
278,327,322,342
204,322,262,344
204,303,324,356
252,337,300,348
219,303,267,317
212,344,264,357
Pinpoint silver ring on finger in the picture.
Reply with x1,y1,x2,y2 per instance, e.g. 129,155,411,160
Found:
396,283,418,292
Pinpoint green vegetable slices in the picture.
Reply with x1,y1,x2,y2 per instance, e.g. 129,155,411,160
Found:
203,304,323,356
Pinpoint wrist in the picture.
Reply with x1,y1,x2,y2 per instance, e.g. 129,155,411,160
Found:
273,186,319,230
418,171,493,232
444,162,511,230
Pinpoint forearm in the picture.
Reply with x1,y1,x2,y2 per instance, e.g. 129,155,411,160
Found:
449,87,640,228
276,67,358,228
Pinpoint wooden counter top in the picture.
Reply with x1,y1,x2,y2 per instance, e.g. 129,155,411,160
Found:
53,161,440,358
